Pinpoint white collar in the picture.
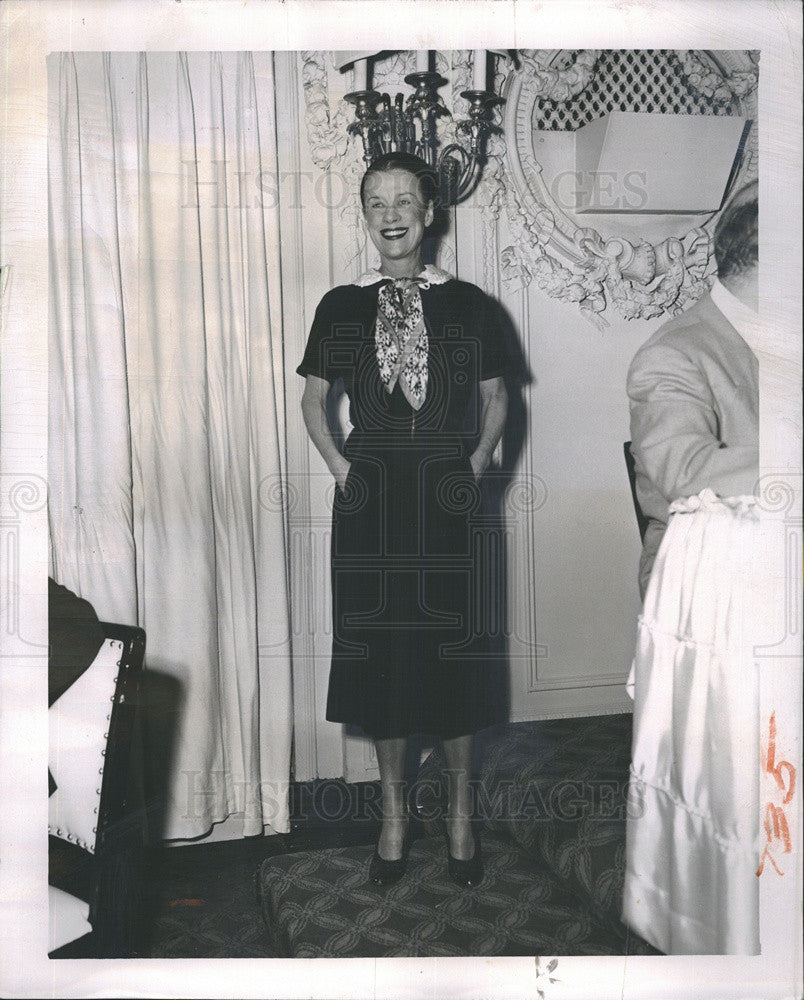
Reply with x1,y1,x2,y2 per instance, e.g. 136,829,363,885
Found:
709,277,763,359
352,264,454,289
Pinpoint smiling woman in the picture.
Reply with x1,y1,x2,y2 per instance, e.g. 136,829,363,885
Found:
298,150,510,891
360,155,436,277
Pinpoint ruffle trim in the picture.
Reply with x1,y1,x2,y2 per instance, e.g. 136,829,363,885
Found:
352,264,454,289
635,614,719,651
628,767,760,853
668,488,759,519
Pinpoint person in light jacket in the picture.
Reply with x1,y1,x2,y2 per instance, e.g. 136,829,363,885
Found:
623,179,764,956
627,179,759,598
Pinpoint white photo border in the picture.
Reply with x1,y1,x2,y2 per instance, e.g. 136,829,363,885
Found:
1,1,801,997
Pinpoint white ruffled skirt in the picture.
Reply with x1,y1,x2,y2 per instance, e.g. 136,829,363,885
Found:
623,489,760,954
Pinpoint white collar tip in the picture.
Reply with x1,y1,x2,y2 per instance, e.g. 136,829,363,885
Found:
353,265,454,288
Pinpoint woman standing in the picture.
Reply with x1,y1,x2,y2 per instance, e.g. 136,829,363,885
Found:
298,152,508,887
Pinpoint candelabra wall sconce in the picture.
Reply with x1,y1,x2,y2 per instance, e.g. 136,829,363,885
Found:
302,49,757,322
341,51,505,204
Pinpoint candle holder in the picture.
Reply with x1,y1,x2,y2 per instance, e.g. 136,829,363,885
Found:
343,62,503,205
344,90,384,158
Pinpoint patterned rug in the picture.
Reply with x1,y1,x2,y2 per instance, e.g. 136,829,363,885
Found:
257,826,655,958
418,712,641,933
137,714,658,958
256,714,659,958
140,835,287,957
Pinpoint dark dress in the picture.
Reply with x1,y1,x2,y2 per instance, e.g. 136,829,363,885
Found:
297,278,508,739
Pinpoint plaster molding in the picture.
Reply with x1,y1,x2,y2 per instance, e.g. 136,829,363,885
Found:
301,50,366,279
300,50,350,170
679,50,759,185
675,49,759,105
500,49,757,325
518,48,600,103
475,55,509,295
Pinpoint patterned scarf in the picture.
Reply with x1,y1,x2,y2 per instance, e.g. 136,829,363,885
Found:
352,265,453,411
374,277,429,410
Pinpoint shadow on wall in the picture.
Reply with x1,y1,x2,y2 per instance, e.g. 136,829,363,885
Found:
130,666,183,955
135,667,185,847
479,295,532,729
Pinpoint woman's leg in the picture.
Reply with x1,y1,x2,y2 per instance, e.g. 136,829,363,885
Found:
375,736,409,860
443,732,475,860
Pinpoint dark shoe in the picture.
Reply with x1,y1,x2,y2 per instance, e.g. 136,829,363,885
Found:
447,835,483,887
369,827,411,886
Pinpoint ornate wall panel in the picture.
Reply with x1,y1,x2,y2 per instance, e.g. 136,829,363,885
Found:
500,49,758,326
300,49,758,326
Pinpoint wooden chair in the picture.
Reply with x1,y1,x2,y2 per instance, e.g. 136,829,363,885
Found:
49,621,146,957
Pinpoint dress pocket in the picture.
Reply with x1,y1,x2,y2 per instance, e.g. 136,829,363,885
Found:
434,454,481,521
336,458,369,515
334,461,352,508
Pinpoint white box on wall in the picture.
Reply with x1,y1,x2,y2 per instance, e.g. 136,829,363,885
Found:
573,111,751,213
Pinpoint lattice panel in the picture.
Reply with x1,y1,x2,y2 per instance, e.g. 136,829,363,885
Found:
536,50,738,130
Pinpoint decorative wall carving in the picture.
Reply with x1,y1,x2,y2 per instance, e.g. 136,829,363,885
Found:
518,48,600,103
500,49,758,325
301,51,366,278
675,50,759,105
300,51,352,169
299,49,758,325
676,49,759,184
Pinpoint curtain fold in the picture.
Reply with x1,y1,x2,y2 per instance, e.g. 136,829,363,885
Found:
48,51,292,839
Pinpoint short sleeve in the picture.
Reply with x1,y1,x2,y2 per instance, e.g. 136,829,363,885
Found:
296,291,338,383
476,289,510,381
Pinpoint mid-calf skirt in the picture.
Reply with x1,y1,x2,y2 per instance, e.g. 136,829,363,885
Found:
623,489,761,955
325,432,502,739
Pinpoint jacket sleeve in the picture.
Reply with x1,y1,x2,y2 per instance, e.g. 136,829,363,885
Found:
627,338,758,504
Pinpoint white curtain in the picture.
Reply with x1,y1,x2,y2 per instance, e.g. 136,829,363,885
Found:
48,51,293,839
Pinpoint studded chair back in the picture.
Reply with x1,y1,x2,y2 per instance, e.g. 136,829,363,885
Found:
48,622,145,956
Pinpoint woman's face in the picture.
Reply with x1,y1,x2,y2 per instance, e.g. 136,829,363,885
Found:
362,168,434,276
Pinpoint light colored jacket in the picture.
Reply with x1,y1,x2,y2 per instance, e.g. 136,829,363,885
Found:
627,292,759,597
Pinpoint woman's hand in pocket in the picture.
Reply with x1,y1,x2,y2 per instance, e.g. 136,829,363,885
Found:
469,450,489,482
333,456,352,493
